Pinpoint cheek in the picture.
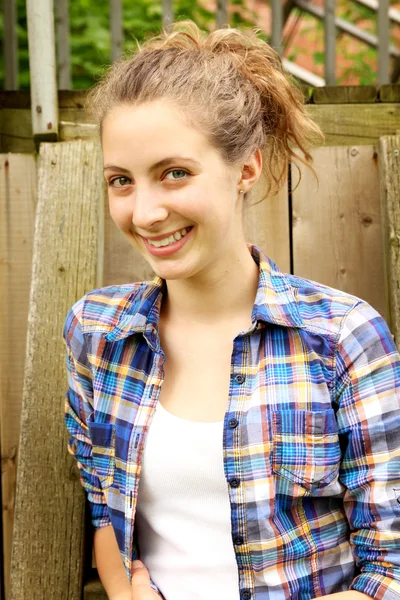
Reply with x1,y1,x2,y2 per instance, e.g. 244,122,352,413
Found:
109,199,131,231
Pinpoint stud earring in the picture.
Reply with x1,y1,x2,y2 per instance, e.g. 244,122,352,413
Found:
239,189,244,194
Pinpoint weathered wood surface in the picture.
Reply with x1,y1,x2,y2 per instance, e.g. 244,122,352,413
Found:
1,87,400,109
379,84,400,103
305,104,400,146
2,103,400,153
26,0,59,140
9,140,104,600
0,90,88,109
312,85,377,104
292,145,386,322
243,180,290,273
379,134,400,346
0,154,37,600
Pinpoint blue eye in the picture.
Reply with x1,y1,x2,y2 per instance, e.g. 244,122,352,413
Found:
108,176,131,188
165,169,189,180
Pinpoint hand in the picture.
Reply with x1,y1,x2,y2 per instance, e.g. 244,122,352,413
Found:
131,560,162,599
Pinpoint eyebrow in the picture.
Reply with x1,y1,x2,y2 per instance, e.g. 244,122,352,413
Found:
103,156,201,174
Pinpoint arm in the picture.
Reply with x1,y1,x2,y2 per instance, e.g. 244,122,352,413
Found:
94,524,132,599
334,301,400,600
63,297,112,530
63,298,164,599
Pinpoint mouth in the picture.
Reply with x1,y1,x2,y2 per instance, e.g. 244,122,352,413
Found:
141,226,194,257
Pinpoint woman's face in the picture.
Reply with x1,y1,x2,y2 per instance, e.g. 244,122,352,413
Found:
102,100,248,281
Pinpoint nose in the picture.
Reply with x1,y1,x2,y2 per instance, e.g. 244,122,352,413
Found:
130,186,169,232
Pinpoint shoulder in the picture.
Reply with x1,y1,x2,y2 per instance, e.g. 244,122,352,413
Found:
63,281,151,340
285,272,377,339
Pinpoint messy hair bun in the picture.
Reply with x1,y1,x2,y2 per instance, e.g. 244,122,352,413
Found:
87,20,324,198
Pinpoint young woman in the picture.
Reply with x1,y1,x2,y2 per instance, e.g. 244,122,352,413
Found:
63,20,400,600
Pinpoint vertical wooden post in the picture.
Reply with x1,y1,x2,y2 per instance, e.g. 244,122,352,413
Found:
9,140,104,600
110,0,123,62
55,0,71,89
378,0,390,85
162,0,173,27
2,0,18,90
216,0,228,28
26,0,58,141
0,154,37,600
324,0,336,84
271,0,283,56
379,134,400,344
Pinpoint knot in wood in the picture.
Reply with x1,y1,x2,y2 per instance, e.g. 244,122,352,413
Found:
360,214,373,226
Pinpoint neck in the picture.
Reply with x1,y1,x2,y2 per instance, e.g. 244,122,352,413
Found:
160,242,259,327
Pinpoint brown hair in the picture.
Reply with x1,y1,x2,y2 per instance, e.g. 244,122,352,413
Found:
87,20,324,199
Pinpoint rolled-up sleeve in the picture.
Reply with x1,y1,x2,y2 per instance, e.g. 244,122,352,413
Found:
335,300,400,600
63,296,111,531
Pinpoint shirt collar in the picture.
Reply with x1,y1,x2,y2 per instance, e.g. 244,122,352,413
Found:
103,244,304,348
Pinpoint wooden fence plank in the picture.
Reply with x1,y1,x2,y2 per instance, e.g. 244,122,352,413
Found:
2,102,400,153
0,154,36,600
9,140,104,600
379,84,400,103
292,145,386,321
379,134,400,345
305,104,400,146
26,0,59,140
244,180,290,274
312,85,377,104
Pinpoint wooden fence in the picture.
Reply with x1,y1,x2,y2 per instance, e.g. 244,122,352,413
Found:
0,85,400,599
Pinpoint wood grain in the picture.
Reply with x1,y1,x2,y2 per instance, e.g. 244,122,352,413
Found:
0,154,37,600
379,134,400,346
292,145,387,321
9,140,103,600
305,103,400,146
243,178,290,273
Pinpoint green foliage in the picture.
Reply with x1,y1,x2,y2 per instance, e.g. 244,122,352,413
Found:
0,0,395,90
0,0,256,90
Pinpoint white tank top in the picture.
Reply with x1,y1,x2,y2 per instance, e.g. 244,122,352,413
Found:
134,401,241,600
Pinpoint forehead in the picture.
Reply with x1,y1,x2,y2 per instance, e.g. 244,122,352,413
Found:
101,100,211,164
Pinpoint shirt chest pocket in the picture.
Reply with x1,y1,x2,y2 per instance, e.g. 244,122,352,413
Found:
272,409,341,492
88,420,116,490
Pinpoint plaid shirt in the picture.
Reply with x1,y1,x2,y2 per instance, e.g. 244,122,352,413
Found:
63,244,400,600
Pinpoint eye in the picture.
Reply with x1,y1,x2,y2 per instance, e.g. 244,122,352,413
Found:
164,169,189,181
108,176,132,188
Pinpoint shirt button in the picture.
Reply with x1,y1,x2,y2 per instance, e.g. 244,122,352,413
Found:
233,535,244,545
241,590,252,600
228,418,239,428
229,477,240,488
235,374,246,384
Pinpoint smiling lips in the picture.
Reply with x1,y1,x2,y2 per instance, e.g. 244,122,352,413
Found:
145,227,192,248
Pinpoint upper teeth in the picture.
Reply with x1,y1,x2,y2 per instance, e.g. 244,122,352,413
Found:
147,227,190,248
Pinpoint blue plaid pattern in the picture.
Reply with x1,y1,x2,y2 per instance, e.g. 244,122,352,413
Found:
63,244,400,600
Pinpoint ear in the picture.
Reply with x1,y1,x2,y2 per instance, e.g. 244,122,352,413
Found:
237,149,263,194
